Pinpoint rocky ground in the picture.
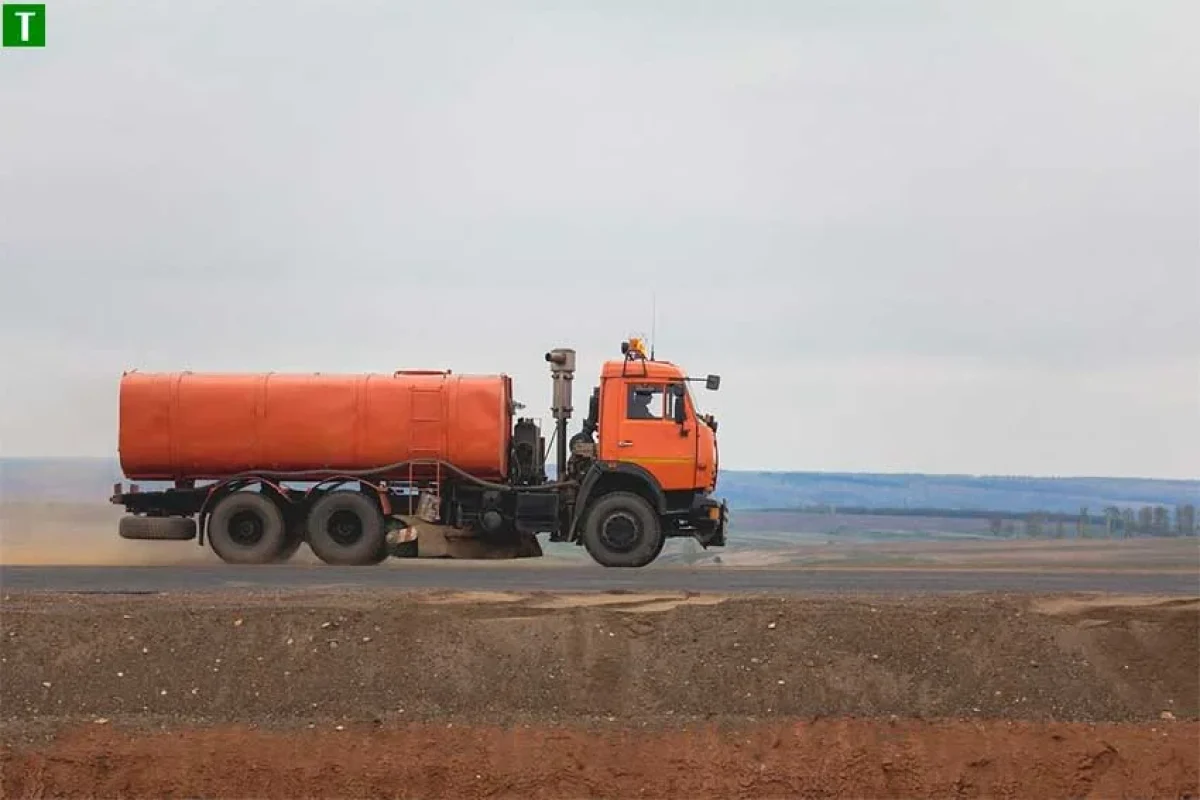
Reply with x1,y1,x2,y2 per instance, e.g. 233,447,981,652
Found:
1,589,1197,798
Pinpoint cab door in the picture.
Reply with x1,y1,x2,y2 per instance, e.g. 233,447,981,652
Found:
600,378,697,492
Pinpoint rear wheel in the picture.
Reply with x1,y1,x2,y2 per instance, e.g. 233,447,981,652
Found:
365,542,389,564
207,492,288,564
581,491,664,568
305,492,387,566
273,531,305,563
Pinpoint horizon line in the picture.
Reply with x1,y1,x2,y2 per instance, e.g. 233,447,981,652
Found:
1,456,1196,484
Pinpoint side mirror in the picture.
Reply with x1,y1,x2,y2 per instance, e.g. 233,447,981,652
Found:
670,384,687,424
705,374,721,391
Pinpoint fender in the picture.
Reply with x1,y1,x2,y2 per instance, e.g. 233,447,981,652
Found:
567,461,666,539
303,476,393,516
196,476,291,548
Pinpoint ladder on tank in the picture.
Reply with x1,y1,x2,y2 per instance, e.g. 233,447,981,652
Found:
398,379,448,524
399,460,443,524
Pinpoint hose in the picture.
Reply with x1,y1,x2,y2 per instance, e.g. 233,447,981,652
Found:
220,459,577,493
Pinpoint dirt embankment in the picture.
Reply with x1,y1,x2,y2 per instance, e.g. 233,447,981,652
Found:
1,590,1197,798
6,719,1197,800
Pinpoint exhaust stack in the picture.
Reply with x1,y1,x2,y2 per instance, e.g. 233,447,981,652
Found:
545,348,576,480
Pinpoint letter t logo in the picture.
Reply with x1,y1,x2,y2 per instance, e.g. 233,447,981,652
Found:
3,4,46,47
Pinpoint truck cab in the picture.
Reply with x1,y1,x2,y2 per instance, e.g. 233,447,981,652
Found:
561,338,727,567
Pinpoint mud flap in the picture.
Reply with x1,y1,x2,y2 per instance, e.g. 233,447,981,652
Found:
692,500,728,548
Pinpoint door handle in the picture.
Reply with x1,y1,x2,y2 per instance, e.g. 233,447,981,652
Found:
617,440,633,448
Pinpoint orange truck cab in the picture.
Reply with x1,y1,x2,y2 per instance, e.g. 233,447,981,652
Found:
557,337,727,566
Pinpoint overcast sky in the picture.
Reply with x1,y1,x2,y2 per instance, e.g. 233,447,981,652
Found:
1,0,1197,478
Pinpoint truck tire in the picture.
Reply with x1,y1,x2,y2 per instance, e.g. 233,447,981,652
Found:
273,533,304,563
119,515,197,541
581,491,664,568
207,492,288,565
305,492,387,566
273,514,311,563
365,542,389,564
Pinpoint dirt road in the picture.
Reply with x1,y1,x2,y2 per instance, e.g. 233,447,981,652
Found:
4,562,1199,596
2,590,1197,798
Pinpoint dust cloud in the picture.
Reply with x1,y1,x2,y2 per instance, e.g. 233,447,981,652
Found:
1,502,213,566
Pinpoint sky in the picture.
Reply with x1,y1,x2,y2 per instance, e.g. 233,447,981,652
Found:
0,0,1197,478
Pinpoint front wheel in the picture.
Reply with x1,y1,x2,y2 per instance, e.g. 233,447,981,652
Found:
581,491,664,568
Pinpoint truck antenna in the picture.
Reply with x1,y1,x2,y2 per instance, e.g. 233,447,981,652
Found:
650,292,657,360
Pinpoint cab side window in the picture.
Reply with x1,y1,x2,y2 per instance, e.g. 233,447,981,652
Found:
626,384,664,420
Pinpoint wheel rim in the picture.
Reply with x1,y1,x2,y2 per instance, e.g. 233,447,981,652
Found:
600,511,640,552
327,509,363,546
227,510,265,547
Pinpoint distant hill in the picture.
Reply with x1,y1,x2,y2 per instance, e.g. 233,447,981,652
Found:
2,458,1196,514
715,470,1199,514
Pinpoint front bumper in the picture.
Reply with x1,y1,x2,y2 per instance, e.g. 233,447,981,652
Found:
688,496,727,548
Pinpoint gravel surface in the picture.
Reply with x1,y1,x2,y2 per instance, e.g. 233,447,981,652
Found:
1,589,1196,733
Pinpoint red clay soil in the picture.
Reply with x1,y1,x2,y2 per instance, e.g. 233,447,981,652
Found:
3,719,1197,799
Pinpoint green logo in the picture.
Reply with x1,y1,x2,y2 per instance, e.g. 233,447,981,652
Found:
3,4,46,47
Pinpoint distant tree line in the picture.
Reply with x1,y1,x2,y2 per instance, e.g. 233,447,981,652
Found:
793,504,1198,538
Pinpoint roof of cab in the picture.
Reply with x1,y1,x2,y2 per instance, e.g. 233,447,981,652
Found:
600,359,685,380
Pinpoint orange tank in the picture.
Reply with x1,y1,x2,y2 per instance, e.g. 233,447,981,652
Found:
118,370,514,482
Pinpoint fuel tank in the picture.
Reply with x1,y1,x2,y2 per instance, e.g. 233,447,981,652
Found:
118,370,513,482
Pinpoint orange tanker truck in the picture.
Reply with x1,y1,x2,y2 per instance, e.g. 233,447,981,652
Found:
110,338,727,568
